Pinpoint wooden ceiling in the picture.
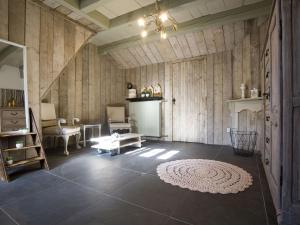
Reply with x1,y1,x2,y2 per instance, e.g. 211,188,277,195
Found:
37,0,272,46
107,18,265,68
36,0,271,68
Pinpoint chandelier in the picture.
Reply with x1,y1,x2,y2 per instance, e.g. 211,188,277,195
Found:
137,0,177,39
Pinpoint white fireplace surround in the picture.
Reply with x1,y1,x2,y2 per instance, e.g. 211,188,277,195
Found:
225,97,263,129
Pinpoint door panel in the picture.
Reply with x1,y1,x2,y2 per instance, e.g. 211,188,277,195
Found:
267,2,281,211
172,59,207,142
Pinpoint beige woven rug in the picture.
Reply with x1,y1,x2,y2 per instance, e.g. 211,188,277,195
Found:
157,159,253,194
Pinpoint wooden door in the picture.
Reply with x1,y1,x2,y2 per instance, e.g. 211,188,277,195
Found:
172,59,207,143
264,1,282,212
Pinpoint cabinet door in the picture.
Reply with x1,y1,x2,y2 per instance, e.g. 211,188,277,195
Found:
268,2,282,211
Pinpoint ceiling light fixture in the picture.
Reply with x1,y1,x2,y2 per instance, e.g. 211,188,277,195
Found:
137,0,177,39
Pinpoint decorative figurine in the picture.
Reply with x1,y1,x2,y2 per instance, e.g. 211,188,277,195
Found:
240,83,246,99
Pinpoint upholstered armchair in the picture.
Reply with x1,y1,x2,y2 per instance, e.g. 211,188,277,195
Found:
41,103,81,155
107,106,132,134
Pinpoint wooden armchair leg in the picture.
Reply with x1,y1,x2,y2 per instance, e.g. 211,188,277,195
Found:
63,135,70,156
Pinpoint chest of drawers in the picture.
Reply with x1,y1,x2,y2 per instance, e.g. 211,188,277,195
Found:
0,108,26,132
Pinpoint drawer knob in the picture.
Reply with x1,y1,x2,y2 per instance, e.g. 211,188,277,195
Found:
265,71,269,78
266,116,270,121
266,137,270,143
265,49,269,57
10,112,18,116
265,158,269,165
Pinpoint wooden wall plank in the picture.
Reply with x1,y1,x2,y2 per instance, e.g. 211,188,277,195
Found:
53,14,65,81
141,44,157,64
39,8,49,97
213,27,226,52
223,23,235,51
194,31,208,55
222,51,232,145
75,51,83,119
206,54,214,144
67,58,76,122
203,28,217,54
177,35,192,58
213,52,223,144
8,0,25,45
168,36,185,59
0,0,8,40
26,1,41,126
164,63,172,141
185,33,200,57
82,45,89,122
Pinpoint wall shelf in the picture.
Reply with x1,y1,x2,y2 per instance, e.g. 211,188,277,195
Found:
126,97,163,102
225,97,263,129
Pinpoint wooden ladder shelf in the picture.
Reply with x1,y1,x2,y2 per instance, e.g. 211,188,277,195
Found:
0,108,49,182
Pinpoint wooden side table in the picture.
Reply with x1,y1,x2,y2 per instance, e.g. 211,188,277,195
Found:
81,124,102,147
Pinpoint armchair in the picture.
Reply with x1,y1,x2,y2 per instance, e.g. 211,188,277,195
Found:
107,106,132,134
41,103,81,155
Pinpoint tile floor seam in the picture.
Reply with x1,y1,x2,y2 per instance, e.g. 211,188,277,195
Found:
46,170,195,225
168,216,195,225
255,154,270,225
0,207,20,225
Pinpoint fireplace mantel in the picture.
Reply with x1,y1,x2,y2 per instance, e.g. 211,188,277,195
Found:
225,97,263,129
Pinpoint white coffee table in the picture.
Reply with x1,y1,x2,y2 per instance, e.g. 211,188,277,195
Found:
90,133,144,155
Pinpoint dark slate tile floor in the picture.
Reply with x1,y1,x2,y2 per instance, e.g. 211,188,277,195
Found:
0,141,277,225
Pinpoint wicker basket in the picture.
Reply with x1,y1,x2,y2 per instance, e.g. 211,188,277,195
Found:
229,129,257,156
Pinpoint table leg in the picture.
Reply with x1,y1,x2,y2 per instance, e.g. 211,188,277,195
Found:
83,126,86,147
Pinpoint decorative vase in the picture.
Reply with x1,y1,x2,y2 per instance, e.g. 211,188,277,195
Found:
240,83,246,99
6,159,13,165
11,99,16,107
16,142,24,148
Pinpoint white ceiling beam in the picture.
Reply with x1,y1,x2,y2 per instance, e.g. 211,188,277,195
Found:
80,0,110,13
54,0,110,29
98,0,272,54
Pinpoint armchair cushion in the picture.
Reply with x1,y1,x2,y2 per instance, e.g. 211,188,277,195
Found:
43,126,80,135
109,123,131,129
41,103,57,120
107,106,125,123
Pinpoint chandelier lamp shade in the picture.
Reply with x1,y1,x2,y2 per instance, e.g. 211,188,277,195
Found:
137,0,177,39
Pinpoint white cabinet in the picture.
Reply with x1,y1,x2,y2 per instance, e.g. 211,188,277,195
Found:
129,100,161,137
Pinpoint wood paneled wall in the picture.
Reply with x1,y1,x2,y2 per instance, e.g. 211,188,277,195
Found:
44,44,125,125
0,0,93,127
124,20,266,150
108,17,267,69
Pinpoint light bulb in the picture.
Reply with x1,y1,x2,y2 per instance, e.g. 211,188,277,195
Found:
159,12,168,22
141,30,148,38
160,31,167,39
138,18,145,27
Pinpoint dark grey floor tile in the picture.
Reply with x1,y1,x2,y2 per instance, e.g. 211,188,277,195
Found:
50,154,111,180
114,173,188,215
60,195,168,225
0,141,277,225
72,166,141,194
172,190,267,225
165,218,193,225
0,170,64,206
2,181,105,225
0,209,16,225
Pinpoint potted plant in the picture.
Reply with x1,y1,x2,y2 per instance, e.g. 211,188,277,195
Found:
6,156,13,165
16,140,24,149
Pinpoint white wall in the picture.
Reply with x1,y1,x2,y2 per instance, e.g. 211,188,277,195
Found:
0,65,23,90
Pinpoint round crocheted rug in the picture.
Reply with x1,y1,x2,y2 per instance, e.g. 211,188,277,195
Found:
157,159,252,194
